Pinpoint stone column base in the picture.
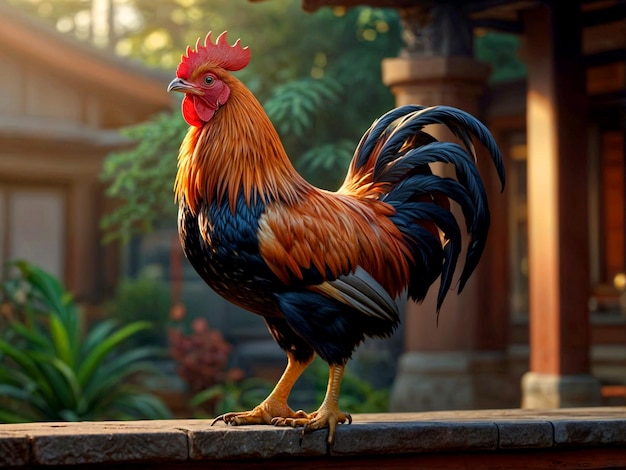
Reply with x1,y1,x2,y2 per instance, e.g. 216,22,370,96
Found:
390,352,473,411
521,372,602,408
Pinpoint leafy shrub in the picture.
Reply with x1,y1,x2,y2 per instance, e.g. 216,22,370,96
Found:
191,377,273,418
168,317,240,394
0,261,171,423
296,140,356,189
295,357,390,413
105,265,171,348
264,77,342,139
100,112,188,243
168,313,273,416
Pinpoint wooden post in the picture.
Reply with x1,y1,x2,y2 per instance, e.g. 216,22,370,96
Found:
521,2,601,407
386,4,509,411
67,179,98,300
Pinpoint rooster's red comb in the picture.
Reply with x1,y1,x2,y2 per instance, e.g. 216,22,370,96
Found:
176,31,250,78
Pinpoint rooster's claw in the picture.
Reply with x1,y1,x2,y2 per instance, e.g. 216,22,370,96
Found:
211,414,227,426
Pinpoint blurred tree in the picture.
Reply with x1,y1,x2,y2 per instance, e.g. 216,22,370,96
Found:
475,30,526,83
6,0,123,50
100,111,188,242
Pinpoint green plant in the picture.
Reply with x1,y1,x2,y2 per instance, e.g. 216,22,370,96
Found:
298,357,390,413
296,140,356,189
0,261,171,423
106,265,171,348
191,377,273,418
475,31,527,83
264,77,343,139
100,112,188,243
168,313,273,417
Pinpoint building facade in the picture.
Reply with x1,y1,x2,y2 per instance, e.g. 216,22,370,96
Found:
0,4,173,304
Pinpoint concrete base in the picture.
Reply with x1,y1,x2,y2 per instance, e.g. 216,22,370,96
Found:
521,372,602,408
390,352,473,411
390,351,514,412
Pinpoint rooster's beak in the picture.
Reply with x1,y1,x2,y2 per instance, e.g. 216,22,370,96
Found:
167,78,203,95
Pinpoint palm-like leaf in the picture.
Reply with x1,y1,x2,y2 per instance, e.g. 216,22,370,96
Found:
0,261,171,423
297,140,355,189
264,77,342,138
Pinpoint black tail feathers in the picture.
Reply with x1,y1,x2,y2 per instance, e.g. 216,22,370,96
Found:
354,105,505,311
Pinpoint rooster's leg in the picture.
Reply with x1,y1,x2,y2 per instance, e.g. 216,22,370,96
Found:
274,363,352,445
212,352,312,426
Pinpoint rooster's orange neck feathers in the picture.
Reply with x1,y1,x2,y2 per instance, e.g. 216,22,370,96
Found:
175,78,309,214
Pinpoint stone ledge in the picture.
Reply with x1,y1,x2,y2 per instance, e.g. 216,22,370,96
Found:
0,408,625,468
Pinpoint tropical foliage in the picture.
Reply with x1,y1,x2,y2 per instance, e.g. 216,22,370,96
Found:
100,112,189,243
264,77,343,141
0,261,171,423
104,265,172,347
168,317,241,394
167,311,273,417
190,377,273,418
475,31,526,83
296,357,390,413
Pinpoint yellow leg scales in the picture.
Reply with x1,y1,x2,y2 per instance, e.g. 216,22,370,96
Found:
212,356,351,445
211,353,312,426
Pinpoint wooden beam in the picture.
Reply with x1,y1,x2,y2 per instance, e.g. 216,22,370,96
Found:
584,49,626,68
297,0,538,13
471,18,524,34
582,3,626,27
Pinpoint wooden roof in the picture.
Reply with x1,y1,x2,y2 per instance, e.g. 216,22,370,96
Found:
0,2,172,112
260,0,626,38
250,0,540,25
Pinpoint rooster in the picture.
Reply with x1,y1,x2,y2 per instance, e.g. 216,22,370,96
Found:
167,32,505,444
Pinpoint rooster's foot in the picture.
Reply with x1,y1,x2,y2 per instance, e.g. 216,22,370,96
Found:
211,399,308,426
272,403,352,444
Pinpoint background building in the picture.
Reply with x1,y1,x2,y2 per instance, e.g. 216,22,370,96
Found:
0,3,172,304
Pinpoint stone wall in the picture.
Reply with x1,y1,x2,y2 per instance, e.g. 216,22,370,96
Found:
1,408,625,469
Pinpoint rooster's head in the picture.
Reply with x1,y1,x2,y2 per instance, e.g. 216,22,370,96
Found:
167,32,250,127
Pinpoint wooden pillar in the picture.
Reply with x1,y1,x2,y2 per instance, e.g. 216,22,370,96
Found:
386,4,509,411
521,3,601,407
66,179,98,301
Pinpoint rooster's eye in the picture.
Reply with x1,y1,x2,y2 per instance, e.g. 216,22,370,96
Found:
204,75,215,86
